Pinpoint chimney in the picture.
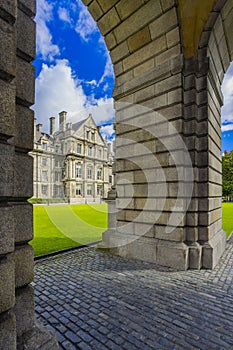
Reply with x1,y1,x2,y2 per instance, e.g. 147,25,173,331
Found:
50,116,55,135
59,111,67,132
36,123,42,133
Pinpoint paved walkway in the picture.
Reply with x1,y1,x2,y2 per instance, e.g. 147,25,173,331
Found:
33,238,233,350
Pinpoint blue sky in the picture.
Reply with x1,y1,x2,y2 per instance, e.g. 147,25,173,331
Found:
33,0,115,140
33,0,233,149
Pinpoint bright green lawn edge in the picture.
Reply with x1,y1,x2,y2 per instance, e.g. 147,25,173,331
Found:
30,204,107,257
222,202,233,238
30,203,233,257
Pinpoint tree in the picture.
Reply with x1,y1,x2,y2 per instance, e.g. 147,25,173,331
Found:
222,150,233,200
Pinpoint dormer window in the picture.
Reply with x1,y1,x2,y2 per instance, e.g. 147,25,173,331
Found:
86,130,89,139
77,144,81,154
42,142,47,150
91,132,94,141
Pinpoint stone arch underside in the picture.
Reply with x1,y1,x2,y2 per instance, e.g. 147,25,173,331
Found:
0,0,230,348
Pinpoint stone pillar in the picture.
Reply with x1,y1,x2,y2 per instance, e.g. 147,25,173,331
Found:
0,0,58,348
101,187,117,247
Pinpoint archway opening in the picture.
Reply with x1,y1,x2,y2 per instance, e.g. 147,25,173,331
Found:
30,0,115,257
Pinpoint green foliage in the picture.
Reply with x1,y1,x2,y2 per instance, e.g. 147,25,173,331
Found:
30,204,107,257
222,150,233,199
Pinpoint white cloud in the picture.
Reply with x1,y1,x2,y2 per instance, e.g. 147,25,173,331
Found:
221,61,233,123
222,123,233,132
33,59,87,130
100,124,115,140
33,59,115,134
98,54,114,86
58,7,71,23
36,0,60,61
75,0,98,41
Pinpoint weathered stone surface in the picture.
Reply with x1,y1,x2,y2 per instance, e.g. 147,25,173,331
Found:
14,105,34,150
128,26,151,53
14,202,33,244
14,245,34,288
98,8,120,35
0,143,14,197
149,8,178,40
14,152,33,198
18,0,36,17
114,0,162,43
0,312,16,350
17,9,36,61
88,1,103,21
110,40,129,63
0,18,16,79
116,0,143,21
0,79,15,137
0,0,17,20
0,204,14,255
105,32,117,50
0,256,15,313
202,230,226,269
16,57,35,106
14,285,35,337
17,322,58,350
157,241,189,270
97,0,118,12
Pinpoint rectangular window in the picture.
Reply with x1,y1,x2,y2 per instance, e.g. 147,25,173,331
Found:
55,145,59,153
97,186,102,196
54,185,61,197
87,167,92,179
55,160,60,167
98,149,102,159
55,172,60,182
77,144,81,154
42,157,47,166
76,184,82,196
91,132,94,141
97,168,102,180
87,184,92,196
42,170,47,182
42,185,48,196
109,175,112,184
86,130,89,139
42,142,47,150
76,164,82,178
88,147,92,157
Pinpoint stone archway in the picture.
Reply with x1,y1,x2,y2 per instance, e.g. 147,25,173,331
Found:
0,0,231,348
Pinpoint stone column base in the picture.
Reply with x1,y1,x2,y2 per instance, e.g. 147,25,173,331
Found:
99,229,226,270
202,230,226,269
17,322,58,350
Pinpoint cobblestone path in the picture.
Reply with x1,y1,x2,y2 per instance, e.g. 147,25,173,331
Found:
33,238,233,350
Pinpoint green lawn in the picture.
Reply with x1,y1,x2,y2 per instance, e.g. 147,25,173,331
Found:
31,202,233,257
222,202,233,237
30,204,107,257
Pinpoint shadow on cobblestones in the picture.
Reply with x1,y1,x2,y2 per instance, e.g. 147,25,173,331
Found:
33,237,233,350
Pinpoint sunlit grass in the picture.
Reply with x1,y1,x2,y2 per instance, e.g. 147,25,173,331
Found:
222,202,233,238
30,204,107,257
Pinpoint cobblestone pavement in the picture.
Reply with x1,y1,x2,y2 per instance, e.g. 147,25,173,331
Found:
33,238,233,350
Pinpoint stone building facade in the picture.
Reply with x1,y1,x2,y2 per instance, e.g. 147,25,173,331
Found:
0,0,232,348
31,111,114,202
